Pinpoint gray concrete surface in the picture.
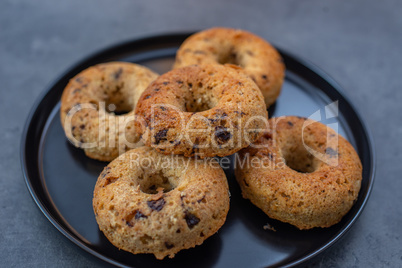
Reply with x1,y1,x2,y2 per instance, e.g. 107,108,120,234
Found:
1,0,401,267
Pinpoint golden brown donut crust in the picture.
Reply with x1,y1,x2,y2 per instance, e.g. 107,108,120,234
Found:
135,64,268,158
60,62,158,161
93,146,230,259
174,27,285,107
235,116,362,230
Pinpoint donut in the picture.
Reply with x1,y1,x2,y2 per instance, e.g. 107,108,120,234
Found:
174,27,285,107
92,146,230,259
235,116,362,229
60,62,158,161
135,64,268,158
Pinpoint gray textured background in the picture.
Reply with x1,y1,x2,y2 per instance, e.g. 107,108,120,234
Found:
1,0,401,267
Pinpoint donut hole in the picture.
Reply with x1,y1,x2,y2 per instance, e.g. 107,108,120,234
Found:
281,144,318,173
97,82,134,115
186,99,215,112
138,170,177,194
217,49,238,65
185,83,219,112
104,97,133,115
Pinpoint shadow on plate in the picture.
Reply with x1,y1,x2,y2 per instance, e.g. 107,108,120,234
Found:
95,228,222,268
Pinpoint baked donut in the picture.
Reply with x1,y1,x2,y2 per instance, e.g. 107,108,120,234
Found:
174,27,285,107
93,146,230,259
135,64,268,158
60,62,158,161
235,116,362,229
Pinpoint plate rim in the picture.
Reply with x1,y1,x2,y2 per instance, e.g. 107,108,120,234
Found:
20,32,376,268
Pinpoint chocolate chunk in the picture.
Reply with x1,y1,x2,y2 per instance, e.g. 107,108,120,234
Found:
165,242,174,249
75,77,83,83
215,126,231,144
79,124,85,129
326,147,338,158
184,211,200,229
114,68,123,80
125,210,147,227
262,74,268,80
197,195,206,203
144,95,151,99
160,106,166,111
267,152,273,160
134,210,147,220
208,118,218,124
125,210,144,227
163,81,169,85
234,111,246,116
238,82,243,86
154,129,168,144
176,80,183,84
147,197,165,211
154,88,160,92
287,121,294,127
179,194,186,208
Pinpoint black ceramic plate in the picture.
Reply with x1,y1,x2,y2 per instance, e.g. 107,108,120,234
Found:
21,33,375,268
